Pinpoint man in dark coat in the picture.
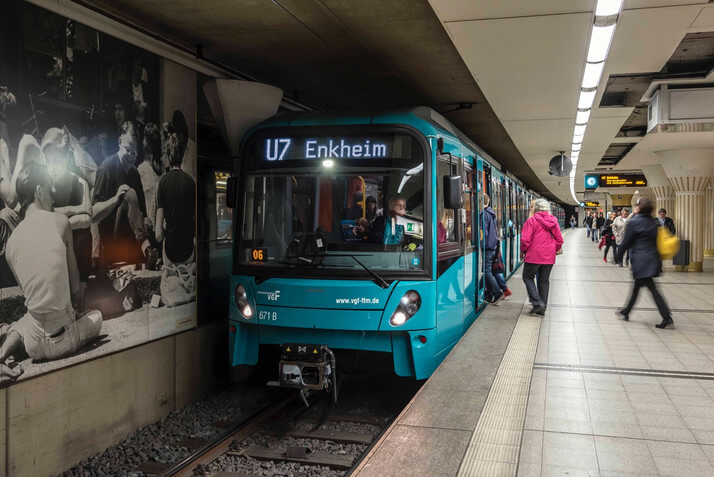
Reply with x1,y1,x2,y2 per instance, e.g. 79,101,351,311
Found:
481,194,503,304
657,208,675,235
615,199,673,329
584,212,595,241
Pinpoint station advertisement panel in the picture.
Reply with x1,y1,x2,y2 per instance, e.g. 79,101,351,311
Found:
0,0,198,386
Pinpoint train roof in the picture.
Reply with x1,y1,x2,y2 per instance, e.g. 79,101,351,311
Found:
245,107,541,196
246,107,491,160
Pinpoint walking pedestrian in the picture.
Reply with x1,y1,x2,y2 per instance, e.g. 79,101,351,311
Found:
595,212,605,241
521,199,563,315
584,212,594,240
569,215,576,229
612,208,630,267
602,212,617,263
615,199,673,329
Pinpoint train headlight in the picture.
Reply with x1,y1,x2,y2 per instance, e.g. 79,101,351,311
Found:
390,290,421,327
235,284,253,319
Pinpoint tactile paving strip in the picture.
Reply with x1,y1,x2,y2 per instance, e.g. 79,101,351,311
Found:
457,308,541,477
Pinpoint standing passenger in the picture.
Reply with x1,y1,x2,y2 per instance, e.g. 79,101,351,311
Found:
612,208,630,267
615,199,673,329
521,199,563,315
657,208,676,235
601,212,616,263
482,194,503,304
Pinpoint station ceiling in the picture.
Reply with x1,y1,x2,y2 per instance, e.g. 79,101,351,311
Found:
427,0,714,203
77,0,560,201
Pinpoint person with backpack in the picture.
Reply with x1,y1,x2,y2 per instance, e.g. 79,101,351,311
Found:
482,194,504,304
615,199,673,329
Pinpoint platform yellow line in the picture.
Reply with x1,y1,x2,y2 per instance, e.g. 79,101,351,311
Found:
457,306,541,477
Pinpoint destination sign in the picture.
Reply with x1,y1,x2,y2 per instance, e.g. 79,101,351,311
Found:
584,201,600,207
249,131,424,162
585,173,647,189
260,136,395,161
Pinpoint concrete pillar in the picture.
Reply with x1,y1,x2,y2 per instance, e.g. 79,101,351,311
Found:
657,149,714,272
651,184,675,217
670,177,710,271
705,181,714,257
642,165,674,214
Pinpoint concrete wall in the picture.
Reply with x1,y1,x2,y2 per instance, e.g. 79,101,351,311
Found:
0,320,227,476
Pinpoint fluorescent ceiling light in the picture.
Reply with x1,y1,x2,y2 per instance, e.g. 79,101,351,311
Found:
582,62,605,89
575,110,591,124
574,124,587,136
578,89,597,109
587,24,616,63
572,143,582,151
573,133,584,144
595,0,623,17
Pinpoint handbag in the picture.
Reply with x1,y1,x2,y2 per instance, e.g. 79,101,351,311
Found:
160,262,196,307
657,226,679,260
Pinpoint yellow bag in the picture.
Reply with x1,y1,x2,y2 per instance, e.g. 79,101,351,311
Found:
657,226,679,260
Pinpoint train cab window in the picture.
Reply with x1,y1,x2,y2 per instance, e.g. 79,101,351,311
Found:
214,171,233,240
436,158,457,246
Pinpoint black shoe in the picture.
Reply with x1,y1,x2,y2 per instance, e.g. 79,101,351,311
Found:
617,308,629,321
618,263,623,267
655,316,674,329
530,305,545,315
145,246,160,271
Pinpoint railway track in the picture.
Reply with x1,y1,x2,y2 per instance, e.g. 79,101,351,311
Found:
133,394,391,477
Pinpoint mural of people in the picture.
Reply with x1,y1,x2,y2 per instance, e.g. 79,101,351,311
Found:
0,1,198,386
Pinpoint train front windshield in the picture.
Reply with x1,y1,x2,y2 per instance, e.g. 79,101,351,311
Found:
236,128,428,276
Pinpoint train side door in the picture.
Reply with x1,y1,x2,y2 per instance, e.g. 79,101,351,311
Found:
475,161,485,309
462,161,476,321
435,149,464,353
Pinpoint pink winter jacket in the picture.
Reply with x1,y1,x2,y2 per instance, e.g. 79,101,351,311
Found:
521,212,564,264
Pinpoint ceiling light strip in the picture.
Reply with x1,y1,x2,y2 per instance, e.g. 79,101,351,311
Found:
569,0,622,203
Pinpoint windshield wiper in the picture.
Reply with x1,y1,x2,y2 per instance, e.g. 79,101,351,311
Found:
334,254,391,289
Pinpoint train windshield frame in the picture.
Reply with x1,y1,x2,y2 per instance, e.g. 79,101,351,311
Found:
234,125,432,280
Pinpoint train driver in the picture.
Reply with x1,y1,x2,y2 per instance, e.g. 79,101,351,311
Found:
369,195,406,245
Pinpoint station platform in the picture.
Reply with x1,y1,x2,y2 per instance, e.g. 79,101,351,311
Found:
356,229,714,476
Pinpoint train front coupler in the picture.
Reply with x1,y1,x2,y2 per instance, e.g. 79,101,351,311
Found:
267,343,338,407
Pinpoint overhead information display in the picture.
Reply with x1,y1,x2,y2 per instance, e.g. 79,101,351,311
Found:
585,173,647,189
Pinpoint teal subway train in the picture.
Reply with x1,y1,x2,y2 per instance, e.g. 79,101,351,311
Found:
226,107,560,393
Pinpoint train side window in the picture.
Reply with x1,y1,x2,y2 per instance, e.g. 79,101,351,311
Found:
436,159,457,246
215,171,233,240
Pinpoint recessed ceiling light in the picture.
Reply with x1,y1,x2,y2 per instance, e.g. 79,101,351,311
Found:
582,62,605,89
587,24,616,63
578,89,597,109
595,0,623,17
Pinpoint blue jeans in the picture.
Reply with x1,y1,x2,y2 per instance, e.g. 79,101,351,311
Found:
484,249,502,300
495,272,508,292
586,225,591,237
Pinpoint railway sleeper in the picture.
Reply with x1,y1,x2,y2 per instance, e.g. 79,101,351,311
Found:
232,445,354,469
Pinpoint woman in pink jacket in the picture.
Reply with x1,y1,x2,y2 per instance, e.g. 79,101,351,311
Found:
520,199,563,315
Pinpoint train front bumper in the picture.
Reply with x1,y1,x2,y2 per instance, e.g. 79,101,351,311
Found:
229,320,439,380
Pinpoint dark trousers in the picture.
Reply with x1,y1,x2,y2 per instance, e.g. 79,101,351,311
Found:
623,277,671,320
604,237,617,261
484,249,502,300
617,247,630,265
523,262,553,308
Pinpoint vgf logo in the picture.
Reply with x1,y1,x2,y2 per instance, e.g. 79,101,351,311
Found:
257,290,281,301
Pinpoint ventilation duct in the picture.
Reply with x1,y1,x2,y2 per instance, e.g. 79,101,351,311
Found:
203,79,283,157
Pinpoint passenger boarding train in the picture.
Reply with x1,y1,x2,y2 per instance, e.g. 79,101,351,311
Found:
223,107,563,394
